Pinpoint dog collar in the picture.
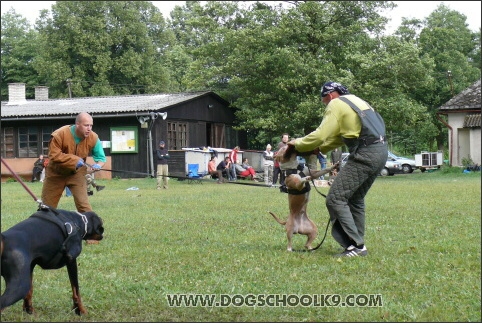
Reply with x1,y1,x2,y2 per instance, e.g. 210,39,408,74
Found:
75,211,88,238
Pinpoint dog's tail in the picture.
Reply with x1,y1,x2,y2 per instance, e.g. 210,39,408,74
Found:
268,211,287,225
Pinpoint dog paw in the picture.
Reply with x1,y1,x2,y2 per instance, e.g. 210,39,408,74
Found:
23,305,34,315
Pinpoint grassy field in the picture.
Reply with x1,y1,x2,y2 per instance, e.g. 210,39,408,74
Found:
1,169,480,322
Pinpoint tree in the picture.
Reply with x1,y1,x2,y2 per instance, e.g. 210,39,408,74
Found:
416,4,481,150
1,9,41,100
34,1,174,98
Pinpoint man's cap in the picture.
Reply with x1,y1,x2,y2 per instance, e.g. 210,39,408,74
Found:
159,140,165,145
321,81,350,97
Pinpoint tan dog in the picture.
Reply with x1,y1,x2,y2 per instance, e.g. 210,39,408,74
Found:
269,144,336,251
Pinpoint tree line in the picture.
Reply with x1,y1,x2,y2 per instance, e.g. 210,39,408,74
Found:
1,1,480,152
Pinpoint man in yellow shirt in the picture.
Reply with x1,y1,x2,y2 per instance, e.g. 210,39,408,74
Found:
288,81,387,257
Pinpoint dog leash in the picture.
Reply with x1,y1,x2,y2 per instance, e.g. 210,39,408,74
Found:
85,163,153,177
1,157,46,209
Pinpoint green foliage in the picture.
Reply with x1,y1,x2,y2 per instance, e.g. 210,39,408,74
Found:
439,165,465,174
0,9,41,101
461,155,475,167
1,172,480,321
33,1,173,98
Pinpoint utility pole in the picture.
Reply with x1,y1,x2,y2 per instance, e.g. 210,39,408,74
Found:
447,71,454,97
66,79,72,98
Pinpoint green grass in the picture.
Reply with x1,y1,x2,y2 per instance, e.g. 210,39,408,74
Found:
1,169,481,322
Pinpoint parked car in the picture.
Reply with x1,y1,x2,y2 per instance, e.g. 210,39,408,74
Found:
341,152,402,176
380,157,402,176
388,151,417,173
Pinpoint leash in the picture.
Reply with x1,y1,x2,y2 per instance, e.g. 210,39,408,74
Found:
85,163,153,177
1,157,46,209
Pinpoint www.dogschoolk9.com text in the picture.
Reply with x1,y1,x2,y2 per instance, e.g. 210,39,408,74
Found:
166,294,383,308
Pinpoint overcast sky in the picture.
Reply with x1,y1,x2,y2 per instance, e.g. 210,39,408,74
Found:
1,1,481,34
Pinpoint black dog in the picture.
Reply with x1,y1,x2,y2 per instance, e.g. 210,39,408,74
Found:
0,206,104,315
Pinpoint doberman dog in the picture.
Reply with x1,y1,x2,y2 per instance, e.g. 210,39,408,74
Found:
0,206,104,315
269,144,337,251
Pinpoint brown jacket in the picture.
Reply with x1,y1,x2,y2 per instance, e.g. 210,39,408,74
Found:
47,125,99,175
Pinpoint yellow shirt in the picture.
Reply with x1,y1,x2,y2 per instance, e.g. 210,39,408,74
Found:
294,94,372,154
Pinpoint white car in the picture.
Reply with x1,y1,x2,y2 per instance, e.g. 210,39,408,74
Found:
388,151,417,173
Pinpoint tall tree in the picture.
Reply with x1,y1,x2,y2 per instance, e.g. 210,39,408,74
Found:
34,1,174,98
1,9,41,100
416,4,481,150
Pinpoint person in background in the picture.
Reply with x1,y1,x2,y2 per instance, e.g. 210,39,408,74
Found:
330,147,342,167
86,173,105,196
216,156,231,184
41,112,106,214
235,158,257,180
273,133,289,186
228,146,240,181
156,140,170,190
40,157,49,182
208,156,218,179
288,81,387,258
263,144,274,186
317,152,327,179
31,154,45,182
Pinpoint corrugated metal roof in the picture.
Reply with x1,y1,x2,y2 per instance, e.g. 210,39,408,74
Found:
439,79,481,111
463,114,481,128
1,91,213,118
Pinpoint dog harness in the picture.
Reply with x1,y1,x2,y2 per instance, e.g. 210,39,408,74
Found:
30,207,83,266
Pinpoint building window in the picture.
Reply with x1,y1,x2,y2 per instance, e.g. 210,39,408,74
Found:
18,127,38,157
167,122,187,150
42,126,54,156
1,127,15,158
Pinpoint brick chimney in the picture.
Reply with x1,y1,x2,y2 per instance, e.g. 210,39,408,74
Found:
35,86,49,100
7,83,27,105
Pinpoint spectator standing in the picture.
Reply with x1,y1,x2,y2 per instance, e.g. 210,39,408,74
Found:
41,112,106,213
318,152,327,169
228,146,240,181
288,81,387,258
330,148,342,166
263,144,274,186
156,140,170,190
31,155,45,182
273,133,289,186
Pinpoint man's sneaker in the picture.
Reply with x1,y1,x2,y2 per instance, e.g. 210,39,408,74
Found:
87,190,94,196
96,185,105,192
334,245,367,258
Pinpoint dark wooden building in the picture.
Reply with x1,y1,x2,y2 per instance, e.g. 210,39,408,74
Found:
1,83,247,180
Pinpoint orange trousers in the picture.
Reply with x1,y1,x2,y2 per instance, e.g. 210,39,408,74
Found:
41,166,92,212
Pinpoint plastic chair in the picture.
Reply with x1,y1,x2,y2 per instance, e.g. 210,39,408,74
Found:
187,164,204,184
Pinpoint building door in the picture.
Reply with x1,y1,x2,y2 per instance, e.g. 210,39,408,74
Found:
457,128,470,166
211,123,225,148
